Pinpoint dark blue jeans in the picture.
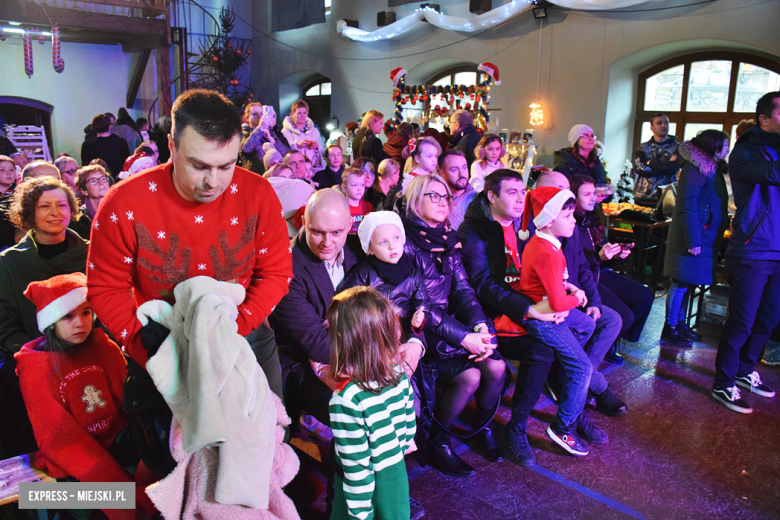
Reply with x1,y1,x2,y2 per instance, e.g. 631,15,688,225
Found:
497,334,555,428
598,269,654,342
715,257,780,387
523,310,595,429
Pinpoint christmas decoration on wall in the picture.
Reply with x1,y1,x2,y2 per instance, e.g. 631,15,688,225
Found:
23,32,33,78
337,0,657,42
51,24,64,74
530,102,544,126
189,7,253,108
387,61,499,134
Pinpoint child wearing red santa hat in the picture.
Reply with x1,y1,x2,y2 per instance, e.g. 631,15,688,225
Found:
14,272,150,520
515,187,608,457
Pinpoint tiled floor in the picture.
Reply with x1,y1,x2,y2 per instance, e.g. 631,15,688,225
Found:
288,296,780,520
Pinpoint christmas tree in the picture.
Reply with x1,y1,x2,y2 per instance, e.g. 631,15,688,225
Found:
189,7,253,108
616,160,635,203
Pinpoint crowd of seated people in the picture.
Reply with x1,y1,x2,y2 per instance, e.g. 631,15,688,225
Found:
0,90,778,520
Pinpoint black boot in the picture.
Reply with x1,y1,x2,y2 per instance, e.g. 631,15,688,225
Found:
473,408,504,463
677,322,703,342
604,341,624,365
661,323,693,348
427,424,476,478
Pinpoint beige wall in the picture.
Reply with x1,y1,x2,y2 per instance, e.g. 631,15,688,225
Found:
249,0,780,173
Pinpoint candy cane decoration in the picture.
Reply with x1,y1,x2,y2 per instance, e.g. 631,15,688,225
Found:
52,24,64,73
23,32,33,78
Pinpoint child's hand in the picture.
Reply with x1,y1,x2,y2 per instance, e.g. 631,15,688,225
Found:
574,289,588,307
398,342,423,377
411,307,426,330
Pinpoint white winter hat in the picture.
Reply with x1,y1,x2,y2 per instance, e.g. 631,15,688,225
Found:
357,211,405,254
568,124,594,147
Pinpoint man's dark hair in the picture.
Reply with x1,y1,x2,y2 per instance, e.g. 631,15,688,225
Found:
437,149,465,169
171,89,242,149
104,112,116,122
756,91,780,126
136,117,149,129
91,114,110,134
691,129,729,158
650,112,668,124
484,168,524,198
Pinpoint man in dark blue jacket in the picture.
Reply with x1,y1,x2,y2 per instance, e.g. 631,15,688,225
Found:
713,91,780,414
448,110,482,167
459,169,607,467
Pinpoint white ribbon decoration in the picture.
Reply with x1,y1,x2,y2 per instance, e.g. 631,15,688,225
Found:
337,0,658,42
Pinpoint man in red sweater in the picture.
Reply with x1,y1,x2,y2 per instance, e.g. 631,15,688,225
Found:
86,90,292,398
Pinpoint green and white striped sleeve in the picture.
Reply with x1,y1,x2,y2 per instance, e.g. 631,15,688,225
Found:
330,385,375,520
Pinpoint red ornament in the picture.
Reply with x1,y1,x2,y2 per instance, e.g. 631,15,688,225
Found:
212,55,218,61
246,49,251,55
236,49,242,54
228,42,233,48
476,94,482,102
465,103,472,110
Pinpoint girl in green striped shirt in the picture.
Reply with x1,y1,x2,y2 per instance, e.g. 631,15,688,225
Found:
328,286,417,520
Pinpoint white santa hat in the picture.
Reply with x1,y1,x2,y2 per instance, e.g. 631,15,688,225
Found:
478,62,501,85
357,211,405,254
24,272,89,333
390,67,407,88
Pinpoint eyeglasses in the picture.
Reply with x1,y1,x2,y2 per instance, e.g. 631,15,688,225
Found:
424,192,453,205
61,169,78,175
86,176,110,186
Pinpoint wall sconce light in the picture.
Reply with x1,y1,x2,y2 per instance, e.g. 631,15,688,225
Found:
530,102,544,126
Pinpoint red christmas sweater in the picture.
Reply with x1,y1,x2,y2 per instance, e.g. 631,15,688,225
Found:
14,329,129,484
519,234,580,313
349,199,374,234
86,163,293,365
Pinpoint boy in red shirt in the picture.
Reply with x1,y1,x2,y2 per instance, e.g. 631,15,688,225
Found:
342,167,373,234
518,186,601,457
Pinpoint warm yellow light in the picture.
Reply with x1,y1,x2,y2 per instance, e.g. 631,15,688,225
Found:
530,102,544,126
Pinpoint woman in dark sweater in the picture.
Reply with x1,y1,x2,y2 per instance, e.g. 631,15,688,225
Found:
402,174,505,478
553,124,607,186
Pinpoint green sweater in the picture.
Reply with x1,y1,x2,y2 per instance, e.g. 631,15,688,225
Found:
0,230,88,353
329,371,416,520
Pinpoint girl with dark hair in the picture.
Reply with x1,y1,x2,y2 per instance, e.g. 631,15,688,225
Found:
662,129,730,346
15,273,143,520
328,286,417,520
553,124,607,185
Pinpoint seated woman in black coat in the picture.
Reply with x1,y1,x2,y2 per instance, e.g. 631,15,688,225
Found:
553,124,607,186
401,174,505,478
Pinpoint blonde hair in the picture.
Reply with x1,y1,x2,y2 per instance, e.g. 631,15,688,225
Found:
264,164,294,179
404,173,451,220
361,110,385,129
409,136,442,163
327,286,402,393
341,167,365,185
377,158,400,180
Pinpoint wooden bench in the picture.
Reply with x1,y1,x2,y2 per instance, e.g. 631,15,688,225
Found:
0,453,55,506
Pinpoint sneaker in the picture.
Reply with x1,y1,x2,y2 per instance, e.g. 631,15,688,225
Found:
760,340,780,367
546,422,589,456
594,387,628,417
576,414,608,444
410,497,425,520
503,422,536,467
711,385,753,414
661,323,693,348
735,371,776,398
676,322,702,342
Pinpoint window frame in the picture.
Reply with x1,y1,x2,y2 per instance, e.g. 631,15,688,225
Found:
303,79,331,98
634,51,780,151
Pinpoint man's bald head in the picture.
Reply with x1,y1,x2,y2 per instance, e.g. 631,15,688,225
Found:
536,171,570,190
304,188,351,262
22,161,61,181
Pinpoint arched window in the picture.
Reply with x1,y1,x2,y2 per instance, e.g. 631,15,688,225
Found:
401,66,487,132
635,52,780,151
303,79,331,131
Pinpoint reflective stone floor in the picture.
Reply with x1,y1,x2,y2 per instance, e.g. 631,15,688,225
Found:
288,296,780,520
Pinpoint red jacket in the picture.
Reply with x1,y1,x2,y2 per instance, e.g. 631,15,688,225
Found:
15,329,135,520
86,163,293,365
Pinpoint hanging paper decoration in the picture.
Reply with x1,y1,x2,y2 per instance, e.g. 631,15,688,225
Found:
52,24,64,74
23,33,33,78
530,102,544,126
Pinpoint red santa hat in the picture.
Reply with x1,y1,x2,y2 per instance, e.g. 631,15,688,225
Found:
390,67,407,88
24,272,89,333
478,62,501,85
518,186,576,240
119,153,156,180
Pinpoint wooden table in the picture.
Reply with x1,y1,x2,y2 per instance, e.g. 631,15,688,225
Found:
607,216,672,285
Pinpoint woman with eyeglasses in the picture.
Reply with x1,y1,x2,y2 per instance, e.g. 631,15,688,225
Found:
401,174,506,478
75,165,111,223
553,124,607,186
